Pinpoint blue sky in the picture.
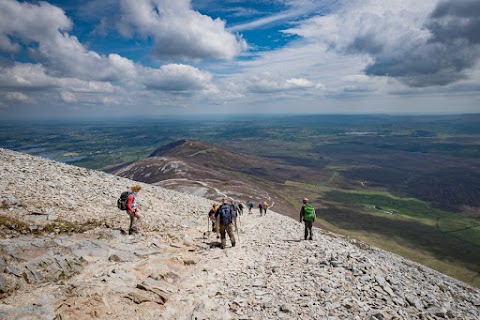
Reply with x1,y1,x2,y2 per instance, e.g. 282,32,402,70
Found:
0,0,479,119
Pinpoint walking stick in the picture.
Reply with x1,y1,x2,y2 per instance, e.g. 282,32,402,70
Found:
207,215,210,237
234,216,240,243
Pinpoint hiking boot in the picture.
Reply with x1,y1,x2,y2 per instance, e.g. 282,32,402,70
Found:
309,237,313,240
232,242,236,247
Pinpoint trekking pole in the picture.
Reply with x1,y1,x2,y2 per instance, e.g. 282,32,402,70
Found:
207,216,210,237
235,217,240,243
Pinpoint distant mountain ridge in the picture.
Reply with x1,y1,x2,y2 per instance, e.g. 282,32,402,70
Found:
114,139,329,217
149,139,190,157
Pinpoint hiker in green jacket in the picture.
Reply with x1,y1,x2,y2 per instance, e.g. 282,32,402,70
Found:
300,197,315,240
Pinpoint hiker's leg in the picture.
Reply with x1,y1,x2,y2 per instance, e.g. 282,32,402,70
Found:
304,221,309,240
215,219,220,238
135,211,143,228
307,221,313,240
128,211,135,233
226,224,236,246
220,224,227,248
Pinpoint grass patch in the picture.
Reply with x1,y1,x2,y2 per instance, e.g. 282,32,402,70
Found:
0,214,103,236
326,190,480,246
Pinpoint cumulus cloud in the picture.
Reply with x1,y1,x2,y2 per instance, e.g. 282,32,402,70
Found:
117,0,247,60
0,0,128,82
141,64,215,92
0,63,57,89
5,91,29,102
246,74,323,93
0,0,71,53
0,63,116,93
0,0,221,110
284,0,480,87
60,91,77,103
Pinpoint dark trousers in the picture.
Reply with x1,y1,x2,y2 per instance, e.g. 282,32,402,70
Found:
304,221,313,240
220,224,236,248
127,211,138,233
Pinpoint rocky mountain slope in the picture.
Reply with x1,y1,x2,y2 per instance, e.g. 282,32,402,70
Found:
1,148,479,319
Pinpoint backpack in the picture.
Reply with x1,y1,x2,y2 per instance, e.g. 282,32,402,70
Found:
117,191,131,210
303,204,316,221
219,204,233,225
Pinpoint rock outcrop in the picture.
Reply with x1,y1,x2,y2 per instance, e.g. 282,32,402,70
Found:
1,148,479,319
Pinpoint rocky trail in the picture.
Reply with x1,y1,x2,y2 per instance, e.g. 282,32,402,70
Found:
1,148,480,319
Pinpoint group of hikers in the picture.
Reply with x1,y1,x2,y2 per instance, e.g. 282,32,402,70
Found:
244,200,269,215
208,198,239,249
119,185,317,245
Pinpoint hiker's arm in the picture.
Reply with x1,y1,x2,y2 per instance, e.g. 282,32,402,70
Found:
299,206,304,222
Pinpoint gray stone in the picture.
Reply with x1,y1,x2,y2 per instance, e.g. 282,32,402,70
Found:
196,243,210,250
6,265,22,277
405,293,423,310
331,260,343,267
427,306,448,318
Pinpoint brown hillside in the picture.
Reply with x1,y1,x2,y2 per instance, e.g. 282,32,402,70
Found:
114,140,331,218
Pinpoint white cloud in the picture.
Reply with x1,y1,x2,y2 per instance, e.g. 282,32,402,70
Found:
283,0,480,87
0,0,128,81
141,64,215,92
117,0,247,60
0,63,116,93
0,63,56,89
0,0,221,110
284,0,437,54
5,91,30,102
60,91,77,103
0,0,72,52
246,74,323,93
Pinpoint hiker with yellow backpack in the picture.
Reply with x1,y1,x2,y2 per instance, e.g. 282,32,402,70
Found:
208,203,220,233
263,201,269,214
300,197,315,240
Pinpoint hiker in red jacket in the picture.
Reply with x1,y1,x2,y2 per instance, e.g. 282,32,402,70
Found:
127,185,142,235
